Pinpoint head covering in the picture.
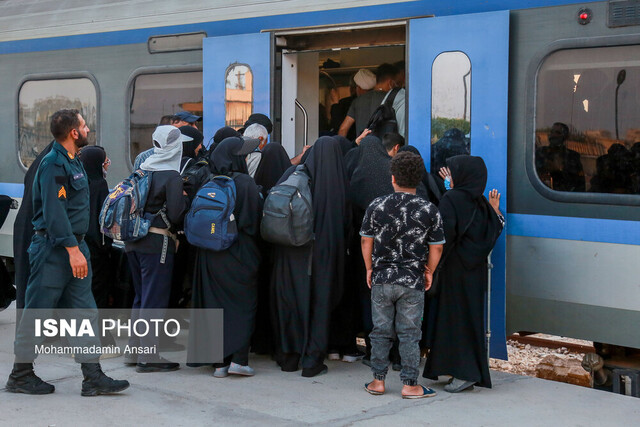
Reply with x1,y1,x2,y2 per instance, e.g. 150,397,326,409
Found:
210,136,251,176
174,111,201,123
212,126,242,151
254,143,291,197
243,113,273,134
179,125,204,159
140,125,189,172
353,69,376,90
348,135,394,209
447,155,487,199
78,145,111,248
333,135,356,157
80,146,106,180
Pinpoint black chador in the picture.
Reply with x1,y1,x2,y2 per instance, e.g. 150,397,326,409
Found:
251,143,292,355
423,155,503,388
189,137,263,366
271,136,348,376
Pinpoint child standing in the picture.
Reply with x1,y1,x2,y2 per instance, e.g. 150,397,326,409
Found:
360,152,444,398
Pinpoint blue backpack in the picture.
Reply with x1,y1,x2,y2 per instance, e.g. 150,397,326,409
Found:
100,169,153,241
184,175,238,251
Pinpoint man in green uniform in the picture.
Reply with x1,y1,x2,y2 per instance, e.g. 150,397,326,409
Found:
7,109,130,396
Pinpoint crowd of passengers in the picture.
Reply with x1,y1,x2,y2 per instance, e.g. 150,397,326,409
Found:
9,63,505,399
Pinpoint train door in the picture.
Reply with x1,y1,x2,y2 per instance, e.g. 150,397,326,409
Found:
201,33,272,144
408,10,510,359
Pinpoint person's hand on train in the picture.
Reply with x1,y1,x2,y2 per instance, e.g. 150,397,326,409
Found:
356,128,372,145
439,166,452,189
489,189,501,215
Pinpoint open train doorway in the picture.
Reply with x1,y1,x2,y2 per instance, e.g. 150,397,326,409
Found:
271,21,407,156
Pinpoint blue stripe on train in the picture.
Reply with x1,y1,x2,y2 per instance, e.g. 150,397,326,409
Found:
507,213,640,246
0,0,588,54
0,182,24,198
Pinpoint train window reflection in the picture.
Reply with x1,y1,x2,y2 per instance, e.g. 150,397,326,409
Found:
536,46,640,195
225,64,253,130
18,78,97,168
129,71,203,163
430,51,471,174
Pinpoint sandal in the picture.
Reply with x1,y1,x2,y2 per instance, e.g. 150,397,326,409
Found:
402,385,437,399
364,382,384,395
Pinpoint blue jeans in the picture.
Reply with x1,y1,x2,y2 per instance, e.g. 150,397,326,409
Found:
370,283,424,386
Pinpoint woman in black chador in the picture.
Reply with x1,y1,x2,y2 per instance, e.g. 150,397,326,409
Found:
271,136,349,377
79,146,113,309
190,136,263,377
423,155,504,393
250,142,292,355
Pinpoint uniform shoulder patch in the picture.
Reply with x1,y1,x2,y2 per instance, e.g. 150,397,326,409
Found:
55,175,66,184
58,186,67,199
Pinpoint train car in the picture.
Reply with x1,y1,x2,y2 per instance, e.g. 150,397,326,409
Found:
1,0,638,362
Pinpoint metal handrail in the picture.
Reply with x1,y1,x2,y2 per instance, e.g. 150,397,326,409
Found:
295,99,308,147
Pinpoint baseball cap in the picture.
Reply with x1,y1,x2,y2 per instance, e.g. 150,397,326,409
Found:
235,136,261,155
174,111,202,123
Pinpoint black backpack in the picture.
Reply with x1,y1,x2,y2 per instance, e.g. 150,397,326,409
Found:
365,88,400,138
181,159,211,200
260,165,314,246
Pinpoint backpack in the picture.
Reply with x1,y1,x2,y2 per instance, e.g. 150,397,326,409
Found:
365,88,400,138
261,165,313,246
184,175,238,251
181,158,211,200
100,169,154,241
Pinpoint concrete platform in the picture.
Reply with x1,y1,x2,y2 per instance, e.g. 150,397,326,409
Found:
0,308,638,426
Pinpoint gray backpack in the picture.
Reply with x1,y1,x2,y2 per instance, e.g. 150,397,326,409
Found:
261,165,313,246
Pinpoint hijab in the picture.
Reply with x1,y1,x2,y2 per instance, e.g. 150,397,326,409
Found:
79,145,111,247
348,135,394,210
141,126,184,172
254,143,291,197
211,126,241,152
210,136,249,176
179,126,204,159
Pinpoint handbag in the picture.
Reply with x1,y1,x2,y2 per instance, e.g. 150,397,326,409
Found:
426,206,477,297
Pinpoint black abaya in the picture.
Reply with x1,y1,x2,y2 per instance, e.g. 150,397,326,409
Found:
189,137,263,364
251,142,292,355
13,141,54,311
79,146,113,309
423,155,503,388
271,136,349,370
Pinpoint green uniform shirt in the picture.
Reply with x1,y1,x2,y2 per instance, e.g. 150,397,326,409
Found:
31,141,90,247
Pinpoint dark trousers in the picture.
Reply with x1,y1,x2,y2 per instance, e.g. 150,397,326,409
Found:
14,235,100,363
127,250,174,362
213,344,250,368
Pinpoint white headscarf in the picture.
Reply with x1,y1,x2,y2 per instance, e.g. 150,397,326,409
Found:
140,125,191,172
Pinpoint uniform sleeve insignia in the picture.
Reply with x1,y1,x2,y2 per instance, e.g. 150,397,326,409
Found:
58,186,67,199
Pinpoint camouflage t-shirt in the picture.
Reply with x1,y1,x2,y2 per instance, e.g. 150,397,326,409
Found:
360,192,445,290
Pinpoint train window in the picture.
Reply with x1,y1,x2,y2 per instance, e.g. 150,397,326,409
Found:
536,46,640,195
430,52,471,174
18,78,97,168
129,71,203,162
225,64,253,130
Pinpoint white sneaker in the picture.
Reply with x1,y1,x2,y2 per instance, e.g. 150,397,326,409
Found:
213,366,229,378
327,352,341,361
228,362,255,376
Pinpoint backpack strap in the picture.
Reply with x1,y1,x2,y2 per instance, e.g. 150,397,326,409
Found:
180,158,193,175
383,88,401,108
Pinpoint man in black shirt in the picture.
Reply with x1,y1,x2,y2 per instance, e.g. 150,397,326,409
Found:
360,152,444,399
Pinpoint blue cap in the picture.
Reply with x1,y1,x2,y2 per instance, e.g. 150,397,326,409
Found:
174,111,202,123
